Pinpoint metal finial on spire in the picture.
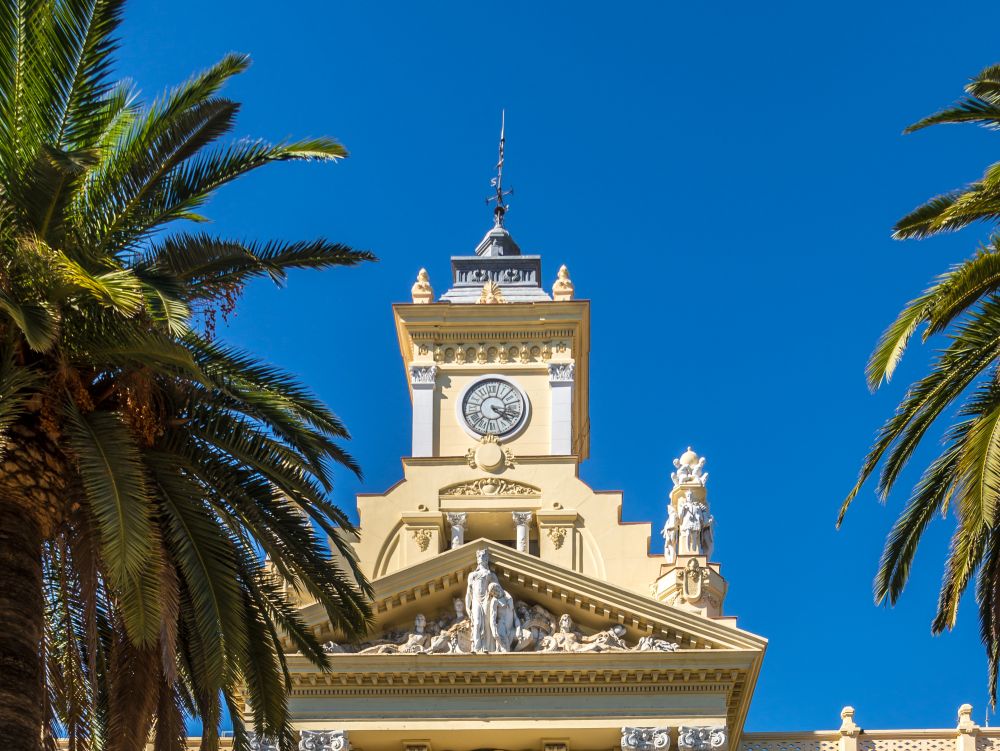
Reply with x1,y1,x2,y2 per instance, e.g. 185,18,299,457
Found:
486,110,514,226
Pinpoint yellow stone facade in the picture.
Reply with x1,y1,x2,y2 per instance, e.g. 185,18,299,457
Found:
271,219,767,751
224,218,985,751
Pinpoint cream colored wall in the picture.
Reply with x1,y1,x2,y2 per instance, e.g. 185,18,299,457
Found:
435,367,552,456
353,456,664,596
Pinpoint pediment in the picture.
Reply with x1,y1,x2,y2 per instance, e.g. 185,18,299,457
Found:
292,540,766,739
300,539,765,654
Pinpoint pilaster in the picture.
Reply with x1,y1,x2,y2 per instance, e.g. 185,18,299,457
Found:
548,362,574,455
536,509,579,569
410,365,437,457
400,511,444,565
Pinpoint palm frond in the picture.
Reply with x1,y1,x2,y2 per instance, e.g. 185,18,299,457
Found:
64,402,153,585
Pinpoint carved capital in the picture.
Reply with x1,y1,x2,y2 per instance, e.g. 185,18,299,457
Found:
409,365,438,386
677,726,727,751
548,362,575,383
446,512,467,529
621,727,670,751
248,734,279,751
512,511,534,527
299,730,350,751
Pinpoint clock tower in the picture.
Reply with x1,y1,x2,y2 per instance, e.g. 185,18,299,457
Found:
278,131,757,751
395,217,590,462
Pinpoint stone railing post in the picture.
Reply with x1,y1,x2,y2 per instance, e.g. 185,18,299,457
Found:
839,706,860,751
957,704,979,751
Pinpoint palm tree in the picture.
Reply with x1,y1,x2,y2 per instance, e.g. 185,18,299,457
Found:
0,2,374,750
843,63,1000,704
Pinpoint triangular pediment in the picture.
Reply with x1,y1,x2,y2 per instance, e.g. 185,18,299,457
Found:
301,538,766,654
292,540,766,739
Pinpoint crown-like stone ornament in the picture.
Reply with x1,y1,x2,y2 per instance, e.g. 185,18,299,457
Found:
299,730,350,751
621,727,670,751
552,264,574,301
411,268,433,303
677,726,727,751
671,447,708,487
477,281,508,304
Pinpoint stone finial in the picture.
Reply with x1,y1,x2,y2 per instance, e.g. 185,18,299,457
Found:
671,446,708,488
839,706,860,736
477,281,507,304
957,703,978,734
552,264,574,301
411,268,434,304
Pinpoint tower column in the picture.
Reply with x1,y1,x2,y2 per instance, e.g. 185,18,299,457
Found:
512,511,533,553
548,362,575,455
410,365,437,457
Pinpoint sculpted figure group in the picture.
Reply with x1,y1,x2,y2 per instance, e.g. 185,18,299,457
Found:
322,548,680,656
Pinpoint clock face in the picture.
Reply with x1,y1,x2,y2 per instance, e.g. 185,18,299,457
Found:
460,377,528,437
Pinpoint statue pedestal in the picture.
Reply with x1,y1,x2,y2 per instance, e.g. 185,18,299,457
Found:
653,554,727,618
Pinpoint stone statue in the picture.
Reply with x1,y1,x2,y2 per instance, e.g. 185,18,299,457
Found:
359,614,430,654
541,614,583,652
678,490,714,556
636,635,680,652
577,623,628,652
466,548,501,652
671,447,708,487
514,601,556,651
488,581,521,652
662,502,678,564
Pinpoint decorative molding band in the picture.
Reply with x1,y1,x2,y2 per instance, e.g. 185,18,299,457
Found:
548,362,575,383
299,730,350,751
409,364,438,385
621,727,671,751
439,478,541,498
678,726,727,751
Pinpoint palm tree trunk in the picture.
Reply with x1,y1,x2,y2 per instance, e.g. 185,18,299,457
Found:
0,497,44,751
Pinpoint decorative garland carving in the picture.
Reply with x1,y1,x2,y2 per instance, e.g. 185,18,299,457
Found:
546,527,568,549
411,529,433,552
439,478,540,497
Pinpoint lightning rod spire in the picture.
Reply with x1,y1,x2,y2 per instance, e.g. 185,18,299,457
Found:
487,110,513,226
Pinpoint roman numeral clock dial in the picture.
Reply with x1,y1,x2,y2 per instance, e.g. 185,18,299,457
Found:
459,376,529,438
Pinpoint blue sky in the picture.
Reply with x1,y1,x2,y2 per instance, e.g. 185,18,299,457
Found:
120,0,1000,733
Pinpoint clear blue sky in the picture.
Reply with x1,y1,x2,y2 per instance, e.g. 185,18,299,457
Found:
119,0,1000,733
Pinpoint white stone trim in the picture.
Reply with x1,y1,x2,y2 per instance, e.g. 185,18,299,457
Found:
299,730,350,751
410,365,437,457
548,363,574,455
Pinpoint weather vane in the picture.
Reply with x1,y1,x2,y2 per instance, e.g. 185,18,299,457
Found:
487,110,513,226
